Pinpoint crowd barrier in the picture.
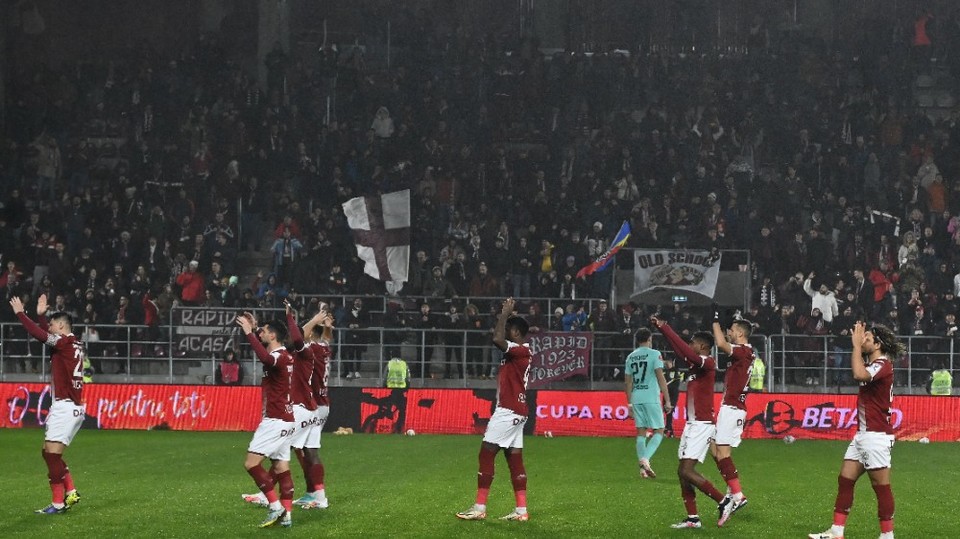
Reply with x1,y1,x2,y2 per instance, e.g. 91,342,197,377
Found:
3,383,957,442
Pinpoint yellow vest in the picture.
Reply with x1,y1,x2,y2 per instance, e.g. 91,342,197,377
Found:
386,358,409,388
749,357,765,391
82,355,94,384
930,369,952,395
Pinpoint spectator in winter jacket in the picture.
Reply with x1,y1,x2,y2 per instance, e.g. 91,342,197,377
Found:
175,260,205,305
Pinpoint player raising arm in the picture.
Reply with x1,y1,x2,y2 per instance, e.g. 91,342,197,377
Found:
624,327,673,478
236,313,296,528
651,315,727,530
710,307,755,525
809,322,899,539
296,305,335,509
457,298,532,522
11,294,86,514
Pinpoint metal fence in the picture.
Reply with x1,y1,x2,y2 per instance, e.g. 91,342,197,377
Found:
0,318,955,395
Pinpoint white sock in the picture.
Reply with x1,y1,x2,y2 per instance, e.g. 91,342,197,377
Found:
688,514,699,520
515,507,527,515
474,503,486,512
879,532,893,539
269,501,282,511
315,488,326,499
732,492,744,502
52,503,65,509
831,524,845,536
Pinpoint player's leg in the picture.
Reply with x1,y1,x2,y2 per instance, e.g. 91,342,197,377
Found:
297,447,328,508
634,425,648,475
866,467,894,539
39,441,68,513
671,464,702,529
293,448,313,505
502,447,528,520
639,402,666,476
457,441,499,520
679,459,726,504
270,459,294,526
245,452,280,505
862,434,895,539
37,399,84,514
809,458,865,539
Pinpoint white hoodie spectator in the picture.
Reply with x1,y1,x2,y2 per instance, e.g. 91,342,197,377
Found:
803,273,839,323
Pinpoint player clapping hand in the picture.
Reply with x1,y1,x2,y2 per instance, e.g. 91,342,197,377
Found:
851,321,865,349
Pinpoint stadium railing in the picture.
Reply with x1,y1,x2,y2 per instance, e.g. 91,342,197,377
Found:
0,318,953,395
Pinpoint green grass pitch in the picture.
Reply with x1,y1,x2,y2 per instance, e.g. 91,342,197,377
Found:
0,429,954,538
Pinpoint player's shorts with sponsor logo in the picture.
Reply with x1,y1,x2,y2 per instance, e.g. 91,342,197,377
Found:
678,420,716,462
305,406,330,449
483,407,527,449
45,399,85,446
844,431,895,470
714,404,747,447
289,405,320,449
631,402,665,430
248,418,296,461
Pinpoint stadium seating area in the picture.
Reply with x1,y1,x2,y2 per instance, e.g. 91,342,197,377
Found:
1,7,960,382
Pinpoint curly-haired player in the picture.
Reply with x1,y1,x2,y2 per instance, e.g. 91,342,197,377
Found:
809,322,901,539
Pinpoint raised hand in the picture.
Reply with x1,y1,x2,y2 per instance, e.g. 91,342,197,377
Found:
649,316,663,328
236,314,255,334
501,297,516,316
851,321,865,348
37,294,49,317
9,296,24,314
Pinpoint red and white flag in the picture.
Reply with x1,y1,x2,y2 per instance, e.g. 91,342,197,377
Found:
342,190,411,283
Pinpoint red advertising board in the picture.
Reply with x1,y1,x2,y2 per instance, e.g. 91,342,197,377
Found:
532,391,960,442
1,383,261,431
2,383,958,441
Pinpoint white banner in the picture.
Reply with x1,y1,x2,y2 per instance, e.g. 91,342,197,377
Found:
631,250,722,298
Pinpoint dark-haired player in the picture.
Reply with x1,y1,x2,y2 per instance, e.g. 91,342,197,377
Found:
243,306,333,510
236,314,295,528
300,303,334,508
457,298,532,522
809,322,899,539
625,327,673,478
651,316,726,530
11,294,85,514
711,310,755,525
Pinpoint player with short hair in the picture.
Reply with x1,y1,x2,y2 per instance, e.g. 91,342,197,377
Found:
295,303,335,509
237,314,296,528
651,316,727,530
11,294,86,514
809,322,900,539
624,327,673,478
711,310,755,525
457,298,532,522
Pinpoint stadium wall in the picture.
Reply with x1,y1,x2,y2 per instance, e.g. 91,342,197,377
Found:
1,383,957,442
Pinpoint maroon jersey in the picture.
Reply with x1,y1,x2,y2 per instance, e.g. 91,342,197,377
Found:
17,313,84,404
659,322,716,422
290,345,318,410
308,341,332,407
721,344,754,410
246,333,294,421
858,357,894,434
496,341,531,416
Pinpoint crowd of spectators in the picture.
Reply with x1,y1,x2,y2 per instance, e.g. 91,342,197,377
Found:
3,8,960,382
